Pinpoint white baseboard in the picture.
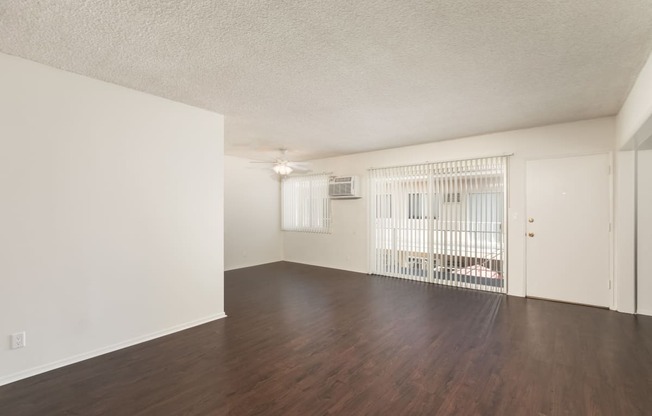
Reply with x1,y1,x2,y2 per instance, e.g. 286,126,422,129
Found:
0,312,227,387
637,308,652,317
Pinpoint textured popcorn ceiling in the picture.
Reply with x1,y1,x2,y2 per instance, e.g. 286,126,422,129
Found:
1,1,652,160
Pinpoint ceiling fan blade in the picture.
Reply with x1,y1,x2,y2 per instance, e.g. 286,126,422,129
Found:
290,166,312,173
288,161,311,168
246,150,310,175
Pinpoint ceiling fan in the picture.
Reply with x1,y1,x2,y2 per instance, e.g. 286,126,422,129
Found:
250,149,311,176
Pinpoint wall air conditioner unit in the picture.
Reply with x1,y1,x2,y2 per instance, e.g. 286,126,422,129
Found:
329,176,361,199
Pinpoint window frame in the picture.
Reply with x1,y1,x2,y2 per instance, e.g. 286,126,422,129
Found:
281,174,332,233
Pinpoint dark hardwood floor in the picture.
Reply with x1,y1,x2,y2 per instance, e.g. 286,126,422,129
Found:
1,261,652,415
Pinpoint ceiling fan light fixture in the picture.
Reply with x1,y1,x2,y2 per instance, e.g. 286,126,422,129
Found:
273,164,293,176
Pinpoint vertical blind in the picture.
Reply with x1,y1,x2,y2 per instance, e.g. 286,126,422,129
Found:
282,174,331,233
369,156,508,293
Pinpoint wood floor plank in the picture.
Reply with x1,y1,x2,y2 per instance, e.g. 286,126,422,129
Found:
1,261,651,415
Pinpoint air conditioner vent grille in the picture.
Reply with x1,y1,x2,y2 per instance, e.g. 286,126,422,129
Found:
329,176,361,199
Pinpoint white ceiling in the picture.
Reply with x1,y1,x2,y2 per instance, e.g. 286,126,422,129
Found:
1,1,651,161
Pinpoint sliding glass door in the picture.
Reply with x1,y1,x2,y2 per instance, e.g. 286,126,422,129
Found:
369,157,508,293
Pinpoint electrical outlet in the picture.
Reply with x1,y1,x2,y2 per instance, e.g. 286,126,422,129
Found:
11,332,26,349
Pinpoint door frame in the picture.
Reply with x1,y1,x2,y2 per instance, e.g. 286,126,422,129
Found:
523,152,614,309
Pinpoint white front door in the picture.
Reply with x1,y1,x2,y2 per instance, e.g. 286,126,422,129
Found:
525,154,611,307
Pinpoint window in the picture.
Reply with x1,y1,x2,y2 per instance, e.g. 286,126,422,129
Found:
281,174,331,233
444,192,461,203
408,193,424,219
376,194,392,218
467,192,504,247
369,156,508,293
408,193,439,219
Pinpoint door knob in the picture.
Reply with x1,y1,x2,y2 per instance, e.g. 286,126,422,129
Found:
528,218,534,223
528,232,535,237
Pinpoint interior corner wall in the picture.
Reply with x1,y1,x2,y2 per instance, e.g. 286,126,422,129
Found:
224,156,283,270
618,50,652,149
615,49,652,316
613,151,636,313
637,147,652,316
0,53,225,386
283,117,615,299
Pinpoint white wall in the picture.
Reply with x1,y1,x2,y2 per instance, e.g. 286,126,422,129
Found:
613,151,636,313
284,118,615,298
0,54,225,385
615,49,652,316
637,147,652,315
224,156,283,270
618,51,652,149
